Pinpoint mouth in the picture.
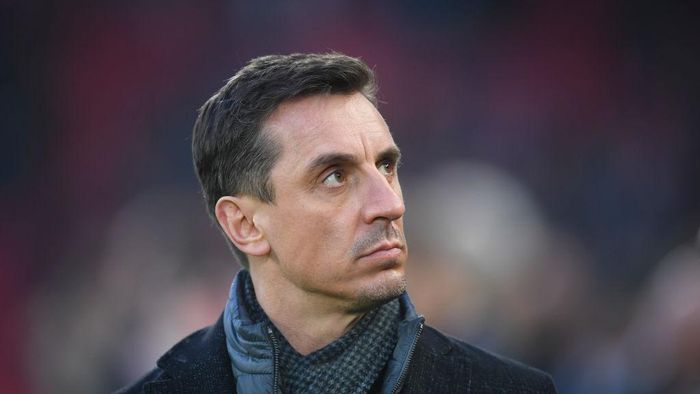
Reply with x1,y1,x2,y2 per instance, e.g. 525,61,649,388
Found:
359,241,404,260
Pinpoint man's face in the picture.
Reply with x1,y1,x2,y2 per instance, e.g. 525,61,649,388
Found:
255,92,407,311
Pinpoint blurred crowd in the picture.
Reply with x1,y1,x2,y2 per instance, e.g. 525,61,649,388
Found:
3,2,699,393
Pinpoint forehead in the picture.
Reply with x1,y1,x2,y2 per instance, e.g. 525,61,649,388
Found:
263,92,395,173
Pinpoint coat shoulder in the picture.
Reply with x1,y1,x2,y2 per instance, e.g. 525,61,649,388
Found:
112,324,211,394
113,316,234,394
408,325,557,393
113,367,169,394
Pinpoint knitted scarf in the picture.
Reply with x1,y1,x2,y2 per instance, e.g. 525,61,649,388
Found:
239,273,400,394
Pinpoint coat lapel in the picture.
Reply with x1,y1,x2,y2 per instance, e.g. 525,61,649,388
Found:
400,325,472,393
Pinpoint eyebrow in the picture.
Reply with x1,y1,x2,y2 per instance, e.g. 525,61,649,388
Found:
305,146,402,175
377,146,402,167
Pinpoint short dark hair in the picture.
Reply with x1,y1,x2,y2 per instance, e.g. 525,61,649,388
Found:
192,52,378,268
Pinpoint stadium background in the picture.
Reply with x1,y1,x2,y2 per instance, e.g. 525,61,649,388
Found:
2,2,699,393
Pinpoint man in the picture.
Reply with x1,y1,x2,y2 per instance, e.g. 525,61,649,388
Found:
118,53,557,393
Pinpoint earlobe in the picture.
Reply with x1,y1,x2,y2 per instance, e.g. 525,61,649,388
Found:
215,196,271,257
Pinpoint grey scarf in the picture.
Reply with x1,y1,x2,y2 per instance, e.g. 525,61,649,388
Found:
228,271,399,393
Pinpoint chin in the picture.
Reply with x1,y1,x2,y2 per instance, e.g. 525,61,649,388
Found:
349,270,407,313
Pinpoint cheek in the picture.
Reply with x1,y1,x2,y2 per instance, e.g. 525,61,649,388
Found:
299,217,350,261
269,207,350,263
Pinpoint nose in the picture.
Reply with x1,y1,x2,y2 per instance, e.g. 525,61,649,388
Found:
361,171,405,224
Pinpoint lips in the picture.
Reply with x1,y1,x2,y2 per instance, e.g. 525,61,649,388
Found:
361,241,404,259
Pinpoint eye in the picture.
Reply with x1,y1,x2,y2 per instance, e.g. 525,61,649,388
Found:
378,160,396,176
322,170,345,187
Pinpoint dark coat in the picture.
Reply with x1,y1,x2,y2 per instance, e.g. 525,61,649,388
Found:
116,315,556,393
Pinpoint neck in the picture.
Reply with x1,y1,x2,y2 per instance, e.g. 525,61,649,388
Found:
248,266,364,356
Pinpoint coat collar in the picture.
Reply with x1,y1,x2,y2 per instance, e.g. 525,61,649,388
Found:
142,274,467,394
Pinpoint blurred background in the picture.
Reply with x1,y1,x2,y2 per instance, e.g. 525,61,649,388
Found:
3,1,700,393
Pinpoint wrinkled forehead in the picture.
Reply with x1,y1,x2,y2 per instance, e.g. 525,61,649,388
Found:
262,92,395,171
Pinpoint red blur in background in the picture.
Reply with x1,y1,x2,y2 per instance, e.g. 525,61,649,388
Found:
2,2,699,393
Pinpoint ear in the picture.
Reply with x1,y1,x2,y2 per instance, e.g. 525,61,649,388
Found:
215,196,271,257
